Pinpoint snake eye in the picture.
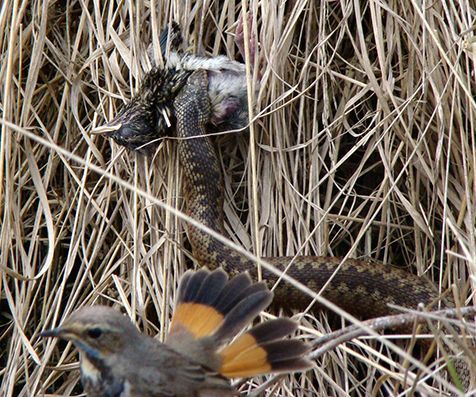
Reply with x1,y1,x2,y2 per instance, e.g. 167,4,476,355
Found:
87,327,103,339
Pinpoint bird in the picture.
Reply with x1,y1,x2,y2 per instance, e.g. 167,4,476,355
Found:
97,20,254,153
40,268,312,397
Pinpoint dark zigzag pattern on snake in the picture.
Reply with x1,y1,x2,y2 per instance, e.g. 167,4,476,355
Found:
173,69,454,320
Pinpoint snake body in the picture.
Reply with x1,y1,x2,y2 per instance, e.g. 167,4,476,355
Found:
172,70,454,320
105,23,454,319
103,22,472,392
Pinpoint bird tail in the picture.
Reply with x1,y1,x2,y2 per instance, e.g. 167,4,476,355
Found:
167,268,312,378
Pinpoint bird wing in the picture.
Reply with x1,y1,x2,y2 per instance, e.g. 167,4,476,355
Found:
123,337,232,397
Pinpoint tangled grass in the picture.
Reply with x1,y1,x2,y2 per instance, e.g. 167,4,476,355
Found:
1,0,475,396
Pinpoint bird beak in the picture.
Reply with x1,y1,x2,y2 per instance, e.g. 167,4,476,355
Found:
40,325,76,340
90,123,122,135
39,327,63,338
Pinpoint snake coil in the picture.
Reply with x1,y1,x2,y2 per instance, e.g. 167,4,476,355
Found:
105,23,473,392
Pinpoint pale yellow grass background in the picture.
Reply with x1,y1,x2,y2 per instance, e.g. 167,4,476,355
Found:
1,0,475,396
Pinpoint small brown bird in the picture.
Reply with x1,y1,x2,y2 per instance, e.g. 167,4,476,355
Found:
40,268,312,396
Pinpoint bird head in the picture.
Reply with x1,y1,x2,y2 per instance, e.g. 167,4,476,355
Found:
92,67,192,153
40,306,140,361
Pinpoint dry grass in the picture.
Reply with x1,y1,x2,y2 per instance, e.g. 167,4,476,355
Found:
1,0,475,396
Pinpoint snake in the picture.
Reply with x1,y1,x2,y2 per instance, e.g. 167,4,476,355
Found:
170,69,454,319
102,22,458,320
102,22,472,391
173,70,472,393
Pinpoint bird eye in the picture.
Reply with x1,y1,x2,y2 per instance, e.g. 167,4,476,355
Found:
87,327,103,339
